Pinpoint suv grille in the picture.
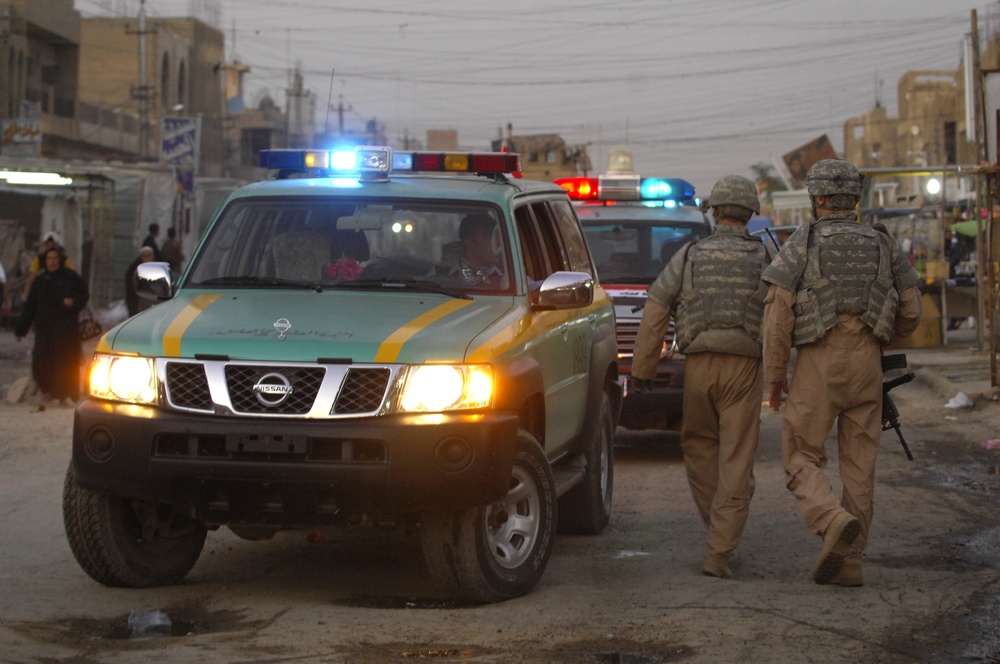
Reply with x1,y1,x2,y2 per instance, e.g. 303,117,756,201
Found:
166,362,212,410
334,368,391,413
615,319,674,358
163,360,396,418
226,365,325,414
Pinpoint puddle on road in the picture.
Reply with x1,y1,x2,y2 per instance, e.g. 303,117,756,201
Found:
12,601,272,646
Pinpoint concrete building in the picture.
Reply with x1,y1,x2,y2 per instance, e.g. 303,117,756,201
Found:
0,1,242,311
492,131,591,181
0,0,81,158
844,68,975,205
77,14,226,174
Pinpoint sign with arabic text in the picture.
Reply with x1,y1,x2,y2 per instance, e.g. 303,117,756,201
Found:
160,116,201,170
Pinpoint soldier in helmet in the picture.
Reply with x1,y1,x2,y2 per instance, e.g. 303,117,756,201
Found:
631,174,771,579
762,158,922,587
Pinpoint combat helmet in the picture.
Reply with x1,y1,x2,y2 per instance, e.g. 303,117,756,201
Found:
805,159,862,197
707,175,760,214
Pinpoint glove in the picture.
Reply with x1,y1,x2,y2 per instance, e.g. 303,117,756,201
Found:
630,377,653,393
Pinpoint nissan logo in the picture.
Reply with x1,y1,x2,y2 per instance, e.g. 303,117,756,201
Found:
253,372,293,406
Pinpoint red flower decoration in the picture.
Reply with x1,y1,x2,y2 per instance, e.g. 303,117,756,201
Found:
325,258,363,281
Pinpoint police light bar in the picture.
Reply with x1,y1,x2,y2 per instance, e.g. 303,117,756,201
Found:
260,147,521,178
556,175,697,205
391,152,521,174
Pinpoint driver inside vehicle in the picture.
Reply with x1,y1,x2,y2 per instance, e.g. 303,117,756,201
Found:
444,213,506,288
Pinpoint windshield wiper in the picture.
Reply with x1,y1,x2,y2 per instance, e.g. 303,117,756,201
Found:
344,278,472,300
200,276,323,292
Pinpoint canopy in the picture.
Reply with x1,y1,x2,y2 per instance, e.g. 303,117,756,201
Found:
949,220,982,237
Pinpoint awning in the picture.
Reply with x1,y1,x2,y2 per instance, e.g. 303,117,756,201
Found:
950,220,983,237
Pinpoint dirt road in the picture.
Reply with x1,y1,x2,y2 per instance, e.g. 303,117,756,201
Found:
0,340,998,663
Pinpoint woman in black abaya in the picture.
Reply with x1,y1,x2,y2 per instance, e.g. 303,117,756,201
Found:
15,246,89,407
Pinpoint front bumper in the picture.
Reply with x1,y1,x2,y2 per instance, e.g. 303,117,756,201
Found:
617,358,684,431
72,400,520,525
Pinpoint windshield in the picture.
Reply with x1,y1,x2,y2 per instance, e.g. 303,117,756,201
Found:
581,219,710,282
186,198,512,294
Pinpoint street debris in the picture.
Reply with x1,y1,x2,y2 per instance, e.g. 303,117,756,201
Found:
944,392,975,409
127,609,172,638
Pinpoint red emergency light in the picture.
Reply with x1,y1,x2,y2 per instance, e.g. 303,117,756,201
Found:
554,177,600,200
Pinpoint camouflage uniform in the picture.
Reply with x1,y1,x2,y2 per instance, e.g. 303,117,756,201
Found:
762,159,922,586
632,175,770,578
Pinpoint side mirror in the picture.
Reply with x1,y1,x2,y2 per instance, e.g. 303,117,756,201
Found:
136,262,173,301
534,271,594,310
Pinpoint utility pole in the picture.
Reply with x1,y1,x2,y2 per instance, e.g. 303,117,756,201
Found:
969,8,992,363
129,0,156,159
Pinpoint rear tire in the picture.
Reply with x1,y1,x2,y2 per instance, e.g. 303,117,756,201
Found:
558,391,614,534
420,432,556,603
63,464,206,587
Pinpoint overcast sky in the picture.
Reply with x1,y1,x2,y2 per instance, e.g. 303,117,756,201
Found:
76,0,993,194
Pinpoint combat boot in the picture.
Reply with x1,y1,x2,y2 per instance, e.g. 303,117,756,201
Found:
835,556,863,587
813,510,861,584
702,554,732,580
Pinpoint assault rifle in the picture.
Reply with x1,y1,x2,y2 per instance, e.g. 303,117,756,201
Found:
882,353,914,461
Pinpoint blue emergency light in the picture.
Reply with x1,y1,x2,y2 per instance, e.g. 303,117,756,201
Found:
260,146,521,180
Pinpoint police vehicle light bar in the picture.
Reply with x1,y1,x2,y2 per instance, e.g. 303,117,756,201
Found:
556,175,697,205
259,147,521,177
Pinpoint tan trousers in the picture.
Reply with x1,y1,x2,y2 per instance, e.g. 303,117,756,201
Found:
782,320,882,554
681,352,762,560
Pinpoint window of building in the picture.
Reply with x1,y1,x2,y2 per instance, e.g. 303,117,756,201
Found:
944,121,957,165
241,128,272,166
161,52,171,112
177,61,187,111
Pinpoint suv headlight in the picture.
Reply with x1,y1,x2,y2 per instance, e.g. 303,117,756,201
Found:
90,354,158,404
398,365,493,413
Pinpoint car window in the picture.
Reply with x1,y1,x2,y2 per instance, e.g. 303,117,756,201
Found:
515,203,567,280
549,200,594,277
581,220,709,282
185,198,513,293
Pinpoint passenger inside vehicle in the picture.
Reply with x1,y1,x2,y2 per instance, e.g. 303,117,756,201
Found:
443,213,506,289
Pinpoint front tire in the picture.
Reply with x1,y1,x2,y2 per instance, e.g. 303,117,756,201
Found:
63,464,207,587
558,391,614,534
420,433,556,603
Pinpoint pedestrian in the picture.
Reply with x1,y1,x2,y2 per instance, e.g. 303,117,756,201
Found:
0,258,8,315
630,175,771,579
142,223,162,261
22,232,75,300
14,246,89,408
762,159,922,586
125,246,155,316
945,230,964,330
159,227,185,272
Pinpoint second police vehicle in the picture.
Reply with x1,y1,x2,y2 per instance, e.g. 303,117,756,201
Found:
64,146,620,603
556,151,711,432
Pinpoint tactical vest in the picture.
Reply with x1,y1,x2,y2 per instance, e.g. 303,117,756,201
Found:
792,218,898,345
674,233,769,351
